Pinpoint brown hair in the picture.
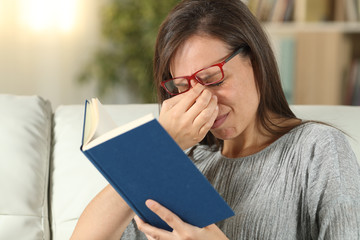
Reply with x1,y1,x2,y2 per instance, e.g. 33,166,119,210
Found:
153,0,298,146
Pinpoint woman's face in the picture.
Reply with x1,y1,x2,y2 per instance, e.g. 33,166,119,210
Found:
170,35,260,143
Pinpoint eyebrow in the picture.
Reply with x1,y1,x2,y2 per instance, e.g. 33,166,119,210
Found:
197,68,222,81
169,46,245,79
170,55,225,79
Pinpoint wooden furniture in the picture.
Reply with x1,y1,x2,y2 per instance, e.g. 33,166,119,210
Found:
247,0,360,105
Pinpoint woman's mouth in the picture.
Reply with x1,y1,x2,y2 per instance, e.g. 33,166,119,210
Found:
211,113,228,129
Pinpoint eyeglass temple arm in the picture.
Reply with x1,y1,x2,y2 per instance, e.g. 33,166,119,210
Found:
224,46,248,63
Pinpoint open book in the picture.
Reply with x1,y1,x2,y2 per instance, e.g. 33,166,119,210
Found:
80,98,234,231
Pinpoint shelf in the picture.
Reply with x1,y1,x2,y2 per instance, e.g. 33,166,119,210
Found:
250,0,360,105
264,22,360,105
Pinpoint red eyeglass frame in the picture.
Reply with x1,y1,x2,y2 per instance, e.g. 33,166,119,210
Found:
161,46,245,96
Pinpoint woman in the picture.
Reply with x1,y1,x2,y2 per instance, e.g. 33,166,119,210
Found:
71,0,360,239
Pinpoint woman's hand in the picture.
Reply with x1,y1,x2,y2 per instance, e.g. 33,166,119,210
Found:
134,200,229,240
159,81,219,150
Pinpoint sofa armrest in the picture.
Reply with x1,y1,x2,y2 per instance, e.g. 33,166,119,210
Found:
0,95,52,240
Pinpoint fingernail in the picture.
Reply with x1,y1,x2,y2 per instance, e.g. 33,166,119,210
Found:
134,215,143,225
145,199,156,208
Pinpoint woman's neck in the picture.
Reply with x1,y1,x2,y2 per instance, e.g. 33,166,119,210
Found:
221,114,301,158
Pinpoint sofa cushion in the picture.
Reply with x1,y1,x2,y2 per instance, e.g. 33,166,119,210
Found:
50,103,359,239
0,95,52,240
50,104,159,240
292,105,360,161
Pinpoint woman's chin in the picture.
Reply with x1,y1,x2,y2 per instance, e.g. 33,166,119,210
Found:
210,127,237,141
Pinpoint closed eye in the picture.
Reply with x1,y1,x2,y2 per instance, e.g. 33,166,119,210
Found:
210,79,225,87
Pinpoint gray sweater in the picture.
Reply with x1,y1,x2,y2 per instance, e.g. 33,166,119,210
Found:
122,123,360,239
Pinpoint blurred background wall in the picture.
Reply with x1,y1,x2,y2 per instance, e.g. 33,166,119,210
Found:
0,0,138,109
1,0,359,109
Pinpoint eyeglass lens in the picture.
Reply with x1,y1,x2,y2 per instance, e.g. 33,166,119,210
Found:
164,65,223,95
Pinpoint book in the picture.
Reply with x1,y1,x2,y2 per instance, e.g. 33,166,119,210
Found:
306,0,332,21
80,98,235,231
352,60,360,105
294,0,306,22
295,0,332,22
346,0,359,21
284,0,295,21
345,59,359,105
270,0,288,22
247,0,261,16
334,0,346,21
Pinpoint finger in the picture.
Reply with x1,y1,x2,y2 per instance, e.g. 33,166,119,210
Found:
201,104,219,133
193,95,218,134
159,82,206,130
134,215,171,239
186,88,213,119
162,81,205,113
161,92,185,112
145,234,156,240
146,199,184,230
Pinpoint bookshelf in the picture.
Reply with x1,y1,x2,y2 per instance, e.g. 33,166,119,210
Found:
246,0,360,105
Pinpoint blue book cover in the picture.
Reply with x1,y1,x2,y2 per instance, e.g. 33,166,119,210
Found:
80,98,234,231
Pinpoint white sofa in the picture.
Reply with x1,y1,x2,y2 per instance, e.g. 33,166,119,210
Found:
0,94,359,240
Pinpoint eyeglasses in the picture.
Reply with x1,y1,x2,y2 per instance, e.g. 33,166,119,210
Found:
161,47,245,96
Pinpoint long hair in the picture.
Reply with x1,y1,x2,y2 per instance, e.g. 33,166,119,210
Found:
153,0,298,146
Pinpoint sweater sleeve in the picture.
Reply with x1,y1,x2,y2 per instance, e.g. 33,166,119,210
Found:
305,127,360,240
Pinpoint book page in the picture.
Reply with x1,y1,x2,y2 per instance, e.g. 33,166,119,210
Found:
83,113,155,150
93,98,118,139
83,98,119,147
82,100,98,146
